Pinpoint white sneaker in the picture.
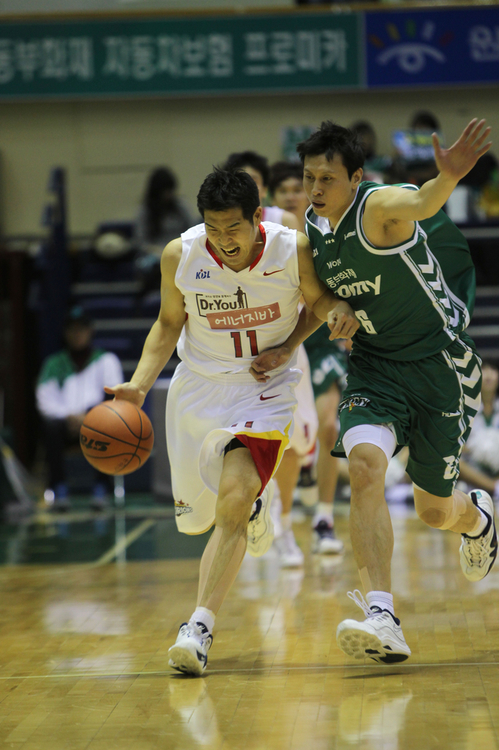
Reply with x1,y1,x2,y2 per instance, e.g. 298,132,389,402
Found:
168,621,213,676
312,520,344,554
336,590,411,664
247,480,275,557
274,529,304,568
460,490,497,582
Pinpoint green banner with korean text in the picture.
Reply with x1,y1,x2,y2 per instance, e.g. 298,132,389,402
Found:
0,13,361,98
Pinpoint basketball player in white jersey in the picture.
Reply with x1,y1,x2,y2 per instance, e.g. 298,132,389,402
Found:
105,168,358,676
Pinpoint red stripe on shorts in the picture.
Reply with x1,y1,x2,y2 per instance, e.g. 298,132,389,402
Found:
235,434,282,494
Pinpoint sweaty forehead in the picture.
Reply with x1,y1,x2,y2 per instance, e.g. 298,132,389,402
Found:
204,207,247,228
303,153,345,174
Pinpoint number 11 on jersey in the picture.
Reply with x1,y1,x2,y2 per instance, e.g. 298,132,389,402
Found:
231,330,259,358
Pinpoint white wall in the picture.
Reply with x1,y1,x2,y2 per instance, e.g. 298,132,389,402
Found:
0,85,497,235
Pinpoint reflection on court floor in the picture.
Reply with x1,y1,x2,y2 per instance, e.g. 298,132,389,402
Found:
0,500,498,749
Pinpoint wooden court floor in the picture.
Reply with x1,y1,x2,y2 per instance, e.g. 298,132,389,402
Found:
0,505,498,750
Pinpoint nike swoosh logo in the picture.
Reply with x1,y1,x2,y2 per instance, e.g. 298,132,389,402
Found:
263,269,284,276
260,393,280,401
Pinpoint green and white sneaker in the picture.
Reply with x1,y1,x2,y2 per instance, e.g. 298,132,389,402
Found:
460,490,497,582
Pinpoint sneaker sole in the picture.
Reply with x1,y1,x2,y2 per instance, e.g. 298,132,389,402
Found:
337,621,411,665
247,481,275,558
168,646,205,676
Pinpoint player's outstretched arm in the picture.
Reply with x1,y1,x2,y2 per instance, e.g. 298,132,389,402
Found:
296,233,359,339
249,235,359,382
366,118,492,225
104,239,186,407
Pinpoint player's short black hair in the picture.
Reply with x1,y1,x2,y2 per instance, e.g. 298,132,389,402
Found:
223,151,270,187
296,121,365,178
268,161,303,196
197,168,260,223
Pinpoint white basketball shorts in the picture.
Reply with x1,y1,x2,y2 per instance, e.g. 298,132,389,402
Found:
288,344,318,457
166,362,301,534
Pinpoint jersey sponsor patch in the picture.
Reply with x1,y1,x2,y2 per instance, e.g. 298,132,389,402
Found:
207,302,281,330
196,289,248,316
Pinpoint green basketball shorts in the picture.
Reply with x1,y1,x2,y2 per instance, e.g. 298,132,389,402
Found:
305,341,348,399
332,337,482,497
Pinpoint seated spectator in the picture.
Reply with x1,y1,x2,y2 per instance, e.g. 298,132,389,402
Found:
268,160,309,232
350,120,391,183
459,360,499,500
134,167,195,290
223,150,300,230
390,110,441,187
36,306,124,511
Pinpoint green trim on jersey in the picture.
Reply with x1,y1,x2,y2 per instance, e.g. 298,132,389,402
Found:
37,349,107,388
305,181,476,361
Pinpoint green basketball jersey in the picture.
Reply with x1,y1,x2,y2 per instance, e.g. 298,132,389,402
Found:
305,181,476,361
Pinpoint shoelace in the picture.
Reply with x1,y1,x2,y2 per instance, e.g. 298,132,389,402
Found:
346,589,373,618
180,621,212,647
463,533,491,566
347,590,400,626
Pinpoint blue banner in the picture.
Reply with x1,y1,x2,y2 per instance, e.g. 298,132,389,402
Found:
365,7,499,88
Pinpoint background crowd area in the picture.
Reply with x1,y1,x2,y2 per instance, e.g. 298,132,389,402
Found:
1,0,499,522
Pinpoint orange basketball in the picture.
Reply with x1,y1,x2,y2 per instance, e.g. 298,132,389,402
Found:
80,399,154,475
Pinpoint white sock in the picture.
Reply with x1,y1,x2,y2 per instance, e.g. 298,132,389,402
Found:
281,513,292,532
468,508,489,537
366,591,395,617
190,607,215,634
313,502,334,526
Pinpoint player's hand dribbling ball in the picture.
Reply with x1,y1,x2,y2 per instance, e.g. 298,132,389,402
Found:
80,400,154,475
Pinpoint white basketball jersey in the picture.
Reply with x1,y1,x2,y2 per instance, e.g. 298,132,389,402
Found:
262,206,285,224
175,221,301,382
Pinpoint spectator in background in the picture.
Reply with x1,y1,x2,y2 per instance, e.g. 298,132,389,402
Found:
459,360,499,500
223,151,301,230
134,167,195,290
268,161,309,232
350,121,391,183
390,110,441,187
36,306,124,511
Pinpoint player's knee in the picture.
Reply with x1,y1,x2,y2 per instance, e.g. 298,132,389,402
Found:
413,490,459,529
417,507,447,528
217,481,255,530
348,448,385,493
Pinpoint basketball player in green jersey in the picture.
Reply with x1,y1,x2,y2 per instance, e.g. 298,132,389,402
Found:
251,117,496,664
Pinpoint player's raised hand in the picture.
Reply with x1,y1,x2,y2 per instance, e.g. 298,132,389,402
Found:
104,383,146,408
433,118,492,183
328,301,360,340
249,345,293,383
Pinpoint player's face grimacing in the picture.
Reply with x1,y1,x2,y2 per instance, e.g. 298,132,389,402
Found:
204,206,263,271
303,153,362,227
